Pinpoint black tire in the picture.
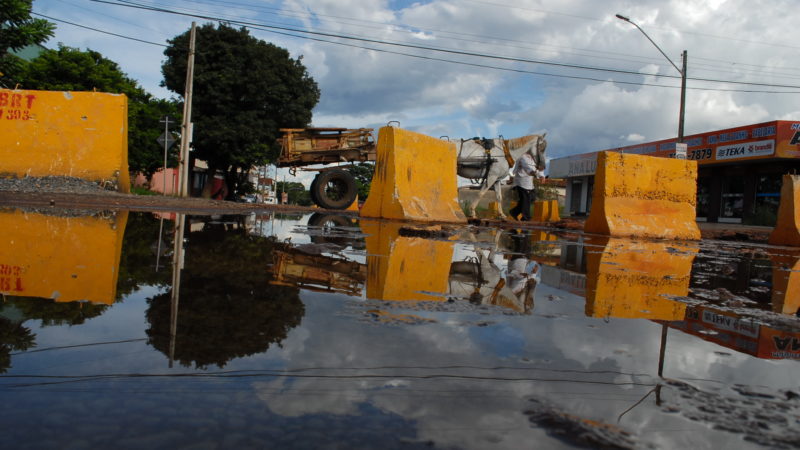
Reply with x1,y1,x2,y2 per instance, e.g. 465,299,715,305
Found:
313,169,357,210
309,175,321,206
307,213,358,246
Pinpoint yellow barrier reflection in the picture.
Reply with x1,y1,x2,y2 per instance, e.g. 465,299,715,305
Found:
0,210,128,304
361,220,454,301
767,249,800,315
585,237,697,320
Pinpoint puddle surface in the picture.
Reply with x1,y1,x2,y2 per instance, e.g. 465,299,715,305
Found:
1,209,799,449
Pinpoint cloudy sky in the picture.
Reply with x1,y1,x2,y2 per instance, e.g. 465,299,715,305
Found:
30,0,800,165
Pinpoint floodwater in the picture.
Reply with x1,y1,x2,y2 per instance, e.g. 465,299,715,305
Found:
1,208,799,449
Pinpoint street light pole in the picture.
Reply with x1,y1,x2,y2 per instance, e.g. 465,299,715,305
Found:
616,14,687,143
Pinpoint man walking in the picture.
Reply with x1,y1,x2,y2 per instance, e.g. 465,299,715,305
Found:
508,148,545,221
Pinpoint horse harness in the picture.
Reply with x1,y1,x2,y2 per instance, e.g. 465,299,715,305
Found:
458,137,516,185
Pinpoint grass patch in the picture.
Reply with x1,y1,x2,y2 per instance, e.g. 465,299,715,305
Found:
131,186,159,196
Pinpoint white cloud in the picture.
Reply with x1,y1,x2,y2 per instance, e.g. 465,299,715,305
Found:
30,0,800,159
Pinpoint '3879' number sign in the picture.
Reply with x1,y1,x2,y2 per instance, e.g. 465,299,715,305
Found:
0,91,37,121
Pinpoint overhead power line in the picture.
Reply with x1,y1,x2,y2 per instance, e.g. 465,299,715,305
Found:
89,0,800,92
170,0,800,80
39,1,799,94
33,12,167,47
34,10,797,94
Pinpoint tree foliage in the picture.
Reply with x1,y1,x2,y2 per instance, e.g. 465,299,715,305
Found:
0,317,35,373
161,23,320,197
0,0,54,86
14,45,182,178
346,163,375,199
276,181,311,206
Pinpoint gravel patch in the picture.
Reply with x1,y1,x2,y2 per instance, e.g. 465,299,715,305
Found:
0,176,117,195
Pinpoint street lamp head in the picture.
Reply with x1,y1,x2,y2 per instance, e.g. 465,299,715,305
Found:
615,13,631,22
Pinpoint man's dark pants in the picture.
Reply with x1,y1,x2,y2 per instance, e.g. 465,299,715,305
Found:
510,186,533,221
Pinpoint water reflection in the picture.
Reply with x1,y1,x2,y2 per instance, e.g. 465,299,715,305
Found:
148,214,304,369
0,209,128,372
361,220,456,302
449,230,546,314
584,236,696,321
0,209,128,304
3,208,800,448
552,235,800,362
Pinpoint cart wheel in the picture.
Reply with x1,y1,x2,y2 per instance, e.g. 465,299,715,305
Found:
313,169,357,210
309,175,320,206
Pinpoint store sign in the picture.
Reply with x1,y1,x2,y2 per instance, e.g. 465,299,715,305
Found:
567,157,597,176
701,310,760,338
675,143,687,159
716,139,774,161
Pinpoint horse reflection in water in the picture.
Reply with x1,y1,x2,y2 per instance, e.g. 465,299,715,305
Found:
456,134,547,219
449,230,540,314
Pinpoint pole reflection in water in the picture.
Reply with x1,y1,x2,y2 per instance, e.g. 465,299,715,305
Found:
169,213,186,368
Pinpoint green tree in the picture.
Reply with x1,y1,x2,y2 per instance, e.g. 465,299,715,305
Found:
15,45,182,178
0,0,54,86
161,23,320,199
276,181,311,206
346,163,375,199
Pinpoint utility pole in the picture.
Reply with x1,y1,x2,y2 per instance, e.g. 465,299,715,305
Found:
678,50,687,143
159,115,174,195
178,22,197,197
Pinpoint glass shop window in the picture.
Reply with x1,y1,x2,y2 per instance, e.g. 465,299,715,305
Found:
720,176,744,222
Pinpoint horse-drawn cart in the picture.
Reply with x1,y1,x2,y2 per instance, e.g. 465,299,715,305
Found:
277,128,376,209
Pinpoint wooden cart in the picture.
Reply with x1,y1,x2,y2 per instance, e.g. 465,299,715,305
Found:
277,128,376,209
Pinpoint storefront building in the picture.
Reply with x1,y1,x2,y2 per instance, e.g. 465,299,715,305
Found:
548,120,800,224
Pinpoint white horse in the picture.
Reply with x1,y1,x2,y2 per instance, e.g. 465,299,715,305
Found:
456,134,547,219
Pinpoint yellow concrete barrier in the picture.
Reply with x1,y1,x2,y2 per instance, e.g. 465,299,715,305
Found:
584,151,700,240
361,219,454,301
768,175,800,246
532,200,560,222
0,209,129,304
360,126,466,223
585,236,697,320
346,195,360,211
0,88,130,192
